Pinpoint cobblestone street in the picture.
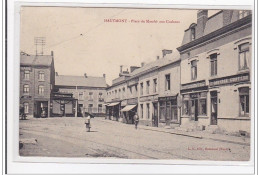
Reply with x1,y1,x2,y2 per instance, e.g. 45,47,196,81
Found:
19,117,250,160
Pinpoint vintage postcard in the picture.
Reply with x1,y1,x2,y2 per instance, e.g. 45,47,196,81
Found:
17,5,253,163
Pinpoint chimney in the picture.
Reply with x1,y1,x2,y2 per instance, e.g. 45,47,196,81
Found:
141,62,145,67
84,73,87,78
51,51,54,56
157,56,160,60
162,49,172,57
103,74,106,78
120,65,123,73
55,72,58,76
223,10,233,26
197,10,208,38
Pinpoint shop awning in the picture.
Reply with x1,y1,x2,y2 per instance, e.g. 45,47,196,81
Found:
107,102,120,107
121,105,137,112
104,103,110,106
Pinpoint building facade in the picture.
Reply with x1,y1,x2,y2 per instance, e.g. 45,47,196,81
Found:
54,73,107,117
20,51,55,118
177,10,252,134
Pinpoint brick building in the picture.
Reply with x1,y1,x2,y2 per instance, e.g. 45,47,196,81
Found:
20,51,55,118
177,10,252,134
54,73,107,117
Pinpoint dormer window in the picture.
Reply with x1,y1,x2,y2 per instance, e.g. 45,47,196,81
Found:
191,27,196,41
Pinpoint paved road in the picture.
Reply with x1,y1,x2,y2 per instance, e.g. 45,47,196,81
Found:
19,117,250,160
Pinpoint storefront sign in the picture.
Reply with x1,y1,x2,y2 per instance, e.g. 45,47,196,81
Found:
20,66,32,71
181,80,206,90
158,96,177,101
21,95,32,99
209,73,250,87
139,95,158,102
53,93,73,98
127,98,138,104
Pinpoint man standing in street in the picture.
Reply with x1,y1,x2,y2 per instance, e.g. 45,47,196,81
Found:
133,112,139,130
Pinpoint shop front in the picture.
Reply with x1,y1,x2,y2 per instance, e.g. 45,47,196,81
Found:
158,95,179,128
107,102,120,121
120,98,138,124
34,100,49,118
51,92,77,117
208,72,251,133
139,95,158,127
180,80,209,127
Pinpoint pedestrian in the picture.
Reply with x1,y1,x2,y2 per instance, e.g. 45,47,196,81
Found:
133,112,139,130
85,115,91,132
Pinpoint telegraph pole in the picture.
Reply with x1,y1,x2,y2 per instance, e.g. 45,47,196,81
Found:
34,37,46,56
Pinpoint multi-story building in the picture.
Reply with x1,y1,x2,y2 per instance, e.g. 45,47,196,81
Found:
20,51,55,118
54,73,107,117
177,10,252,134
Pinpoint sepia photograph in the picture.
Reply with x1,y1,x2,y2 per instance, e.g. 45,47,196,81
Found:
18,6,252,161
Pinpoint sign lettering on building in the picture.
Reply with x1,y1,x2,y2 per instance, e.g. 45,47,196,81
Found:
21,66,32,71
209,73,250,87
158,96,177,101
139,95,158,102
181,80,206,90
127,98,138,104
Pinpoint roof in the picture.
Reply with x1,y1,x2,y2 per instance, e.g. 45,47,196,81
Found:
130,52,180,78
20,54,53,66
55,75,107,88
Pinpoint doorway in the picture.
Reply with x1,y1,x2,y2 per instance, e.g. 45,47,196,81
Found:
153,103,158,127
210,91,218,125
35,101,48,118
190,99,198,121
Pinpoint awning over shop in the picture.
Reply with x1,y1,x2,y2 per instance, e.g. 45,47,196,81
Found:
104,103,110,106
107,102,120,107
121,105,137,112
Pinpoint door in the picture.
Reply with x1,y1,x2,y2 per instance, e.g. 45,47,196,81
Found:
153,103,158,127
194,99,198,121
211,91,218,125
166,101,171,126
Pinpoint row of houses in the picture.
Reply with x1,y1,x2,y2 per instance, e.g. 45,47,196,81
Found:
20,52,107,118
105,10,252,134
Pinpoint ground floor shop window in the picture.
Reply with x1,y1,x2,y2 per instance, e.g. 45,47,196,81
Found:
159,99,178,122
88,104,93,113
239,87,249,116
146,103,150,119
182,92,207,117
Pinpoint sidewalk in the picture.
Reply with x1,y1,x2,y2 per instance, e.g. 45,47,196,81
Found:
97,118,250,146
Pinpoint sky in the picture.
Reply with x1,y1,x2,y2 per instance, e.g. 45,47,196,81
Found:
20,7,219,85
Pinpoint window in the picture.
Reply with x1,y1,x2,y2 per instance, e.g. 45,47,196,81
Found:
38,85,44,95
146,81,150,94
199,99,207,115
210,53,217,76
239,87,249,116
38,71,45,81
23,102,29,114
140,83,143,96
98,104,102,113
115,90,118,97
88,104,93,113
99,92,104,101
153,79,157,93
159,101,166,121
89,92,93,100
135,85,138,96
79,92,83,100
23,84,29,93
239,10,250,19
191,60,197,80
183,100,189,115
24,71,30,80
171,100,178,121
165,74,171,91
239,43,249,70
191,27,196,41
140,104,143,118
147,103,150,119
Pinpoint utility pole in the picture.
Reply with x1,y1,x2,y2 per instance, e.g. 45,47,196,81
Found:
34,37,46,56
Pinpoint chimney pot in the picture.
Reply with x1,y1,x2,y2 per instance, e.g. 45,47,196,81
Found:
157,56,160,60
120,65,123,73
84,73,87,78
162,49,172,57
141,62,145,67
197,10,208,38
51,51,54,56
55,72,58,76
103,74,106,78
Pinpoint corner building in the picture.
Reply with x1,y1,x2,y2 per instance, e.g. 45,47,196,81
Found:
177,10,252,134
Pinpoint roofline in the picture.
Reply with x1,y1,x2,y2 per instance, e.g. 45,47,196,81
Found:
55,85,107,89
20,64,52,67
107,58,181,89
177,14,252,52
